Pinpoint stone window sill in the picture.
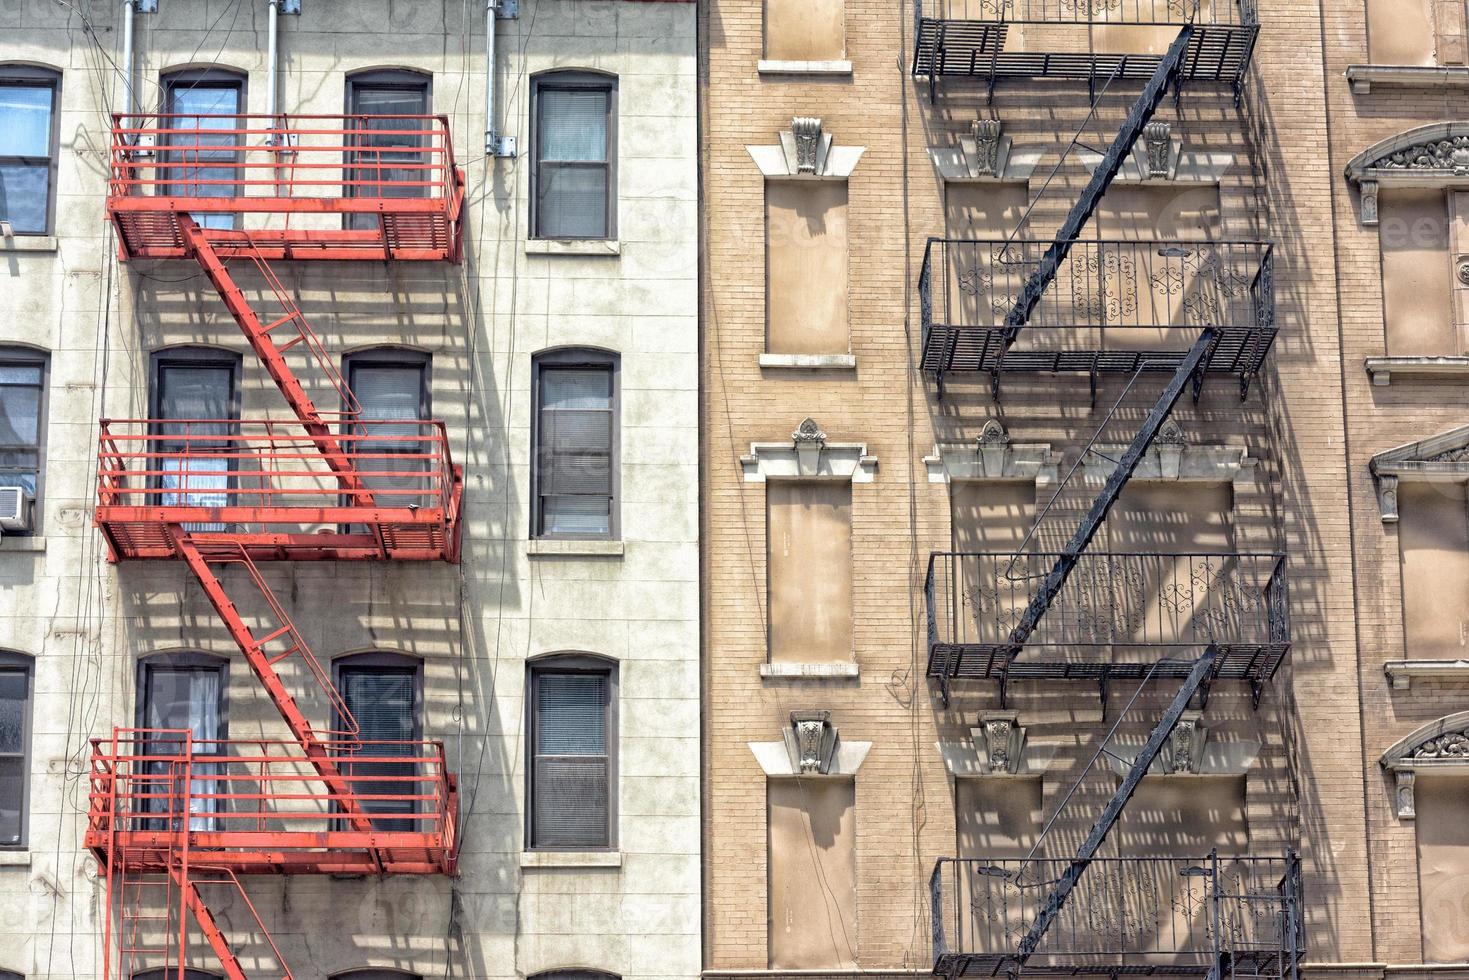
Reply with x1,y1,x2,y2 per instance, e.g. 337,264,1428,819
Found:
527,539,625,558
0,535,46,553
1347,64,1469,93
1385,659,1469,689
1365,356,1469,386
757,59,854,77
520,850,622,869
525,238,621,256
0,235,57,253
759,353,857,371
0,851,30,867
760,662,860,679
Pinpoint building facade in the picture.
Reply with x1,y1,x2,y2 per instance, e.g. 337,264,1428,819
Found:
701,0,1469,977
0,0,699,977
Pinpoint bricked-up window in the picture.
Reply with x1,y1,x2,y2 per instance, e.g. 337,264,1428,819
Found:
0,349,45,530
527,655,616,850
0,652,32,848
1416,776,1469,962
532,72,616,240
1397,482,1469,660
346,69,432,232
334,653,423,832
532,349,618,539
768,481,853,665
0,66,59,235
1366,0,1465,67
1379,189,1456,356
764,0,845,62
768,778,857,969
766,181,849,356
163,69,246,232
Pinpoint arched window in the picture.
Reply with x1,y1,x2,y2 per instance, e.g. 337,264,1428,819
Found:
136,652,229,830
149,347,242,532
0,651,33,848
0,969,22,980
530,970,620,980
160,68,247,230
333,653,423,830
0,64,62,236
530,348,619,540
341,348,432,503
0,345,47,534
345,69,433,230
526,654,617,851
332,970,424,980
133,970,223,980
530,70,617,240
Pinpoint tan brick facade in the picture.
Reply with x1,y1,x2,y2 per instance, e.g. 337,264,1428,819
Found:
701,0,1468,973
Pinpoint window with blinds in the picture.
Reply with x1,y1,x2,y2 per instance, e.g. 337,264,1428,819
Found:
0,67,60,236
163,71,245,232
528,658,615,850
152,352,239,532
0,353,44,515
335,656,422,832
346,71,432,231
345,353,430,505
533,352,617,539
0,654,31,848
533,74,615,239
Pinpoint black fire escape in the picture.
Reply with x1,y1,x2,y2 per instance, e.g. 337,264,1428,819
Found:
916,5,1302,979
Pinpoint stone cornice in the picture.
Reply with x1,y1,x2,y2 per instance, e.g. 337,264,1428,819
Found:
1368,423,1469,521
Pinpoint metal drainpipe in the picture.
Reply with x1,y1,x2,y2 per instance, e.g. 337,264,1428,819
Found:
485,0,515,157
120,0,135,115
266,0,280,140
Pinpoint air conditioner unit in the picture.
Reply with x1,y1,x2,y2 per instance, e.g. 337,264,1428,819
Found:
0,487,34,533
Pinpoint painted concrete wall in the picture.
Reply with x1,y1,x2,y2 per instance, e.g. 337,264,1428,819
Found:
0,1,699,978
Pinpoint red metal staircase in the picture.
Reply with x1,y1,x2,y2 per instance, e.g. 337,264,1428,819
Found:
91,113,466,980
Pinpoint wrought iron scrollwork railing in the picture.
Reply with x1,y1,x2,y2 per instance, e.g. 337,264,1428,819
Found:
915,0,1258,27
930,854,1303,978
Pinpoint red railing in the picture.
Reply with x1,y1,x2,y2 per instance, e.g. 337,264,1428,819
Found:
88,730,459,875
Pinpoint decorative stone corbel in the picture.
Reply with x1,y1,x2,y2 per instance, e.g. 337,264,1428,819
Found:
1144,121,1172,179
977,418,1011,476
924,420,1060,484
928,115,1042,183
785,711,840,774
971,118,1002,177
1162,711,1207,774
742,419,877,482
1360,179,1379,226
1377,474,1400,523
974,712,1025,774
1395,770,1416,820
747,119,865,179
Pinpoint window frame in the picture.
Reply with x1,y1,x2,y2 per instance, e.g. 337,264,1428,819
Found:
332,652,425,831
149,346,244,422
530,347,620,541
132,970,225,980
530,70,618,241
331,971,424,980
0,64,61,237
160,68,248,228
344,69,433,230
525,653,618,852
0,346,48,535
0,651,34,850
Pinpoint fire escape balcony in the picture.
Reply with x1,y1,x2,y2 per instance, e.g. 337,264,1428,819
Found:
925,551,1290,699
919,238,1276,396
86,731,458,876
108,113,465,262
930,855,1304,979
912,0,1259,99
95,418,465,562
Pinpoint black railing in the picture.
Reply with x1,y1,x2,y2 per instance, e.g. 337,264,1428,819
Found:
926,551,1290,684
931,853,1303,978
916,0,1258,28
919,238,1275,382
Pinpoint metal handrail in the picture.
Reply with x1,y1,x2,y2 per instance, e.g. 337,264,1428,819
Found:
916,0,1257,27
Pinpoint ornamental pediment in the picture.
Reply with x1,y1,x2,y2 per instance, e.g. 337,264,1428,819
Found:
1345,123,1469,225
1380,711,1469,819
1369,423,1469,521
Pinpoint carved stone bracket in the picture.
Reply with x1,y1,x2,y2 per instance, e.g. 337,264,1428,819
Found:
1162,710,1208,774
743,418,877,482
747,118,866,179
786,710,840,774
1345,123,1469,226
1380,710,1469,819
928,115,1043,183
1369,423,1469,522
973,713,1025,774
925,420,1060,484
972,118,1003,177
1144,121,1173,179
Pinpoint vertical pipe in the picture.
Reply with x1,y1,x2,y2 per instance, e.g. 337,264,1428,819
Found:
485,0,498,155
266,0,280,131
120,0,135,116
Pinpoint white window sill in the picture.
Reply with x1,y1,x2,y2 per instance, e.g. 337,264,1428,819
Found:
1385,659,1469,689
525,238,621,256
1365,356,1469,385
520,850,622,869
0,535,46,553
0,851,30,867
527,539,625,558
0,235,58,253
759,353,857,370
760,662,860,679
758,59,853,77
1346,64,1469,93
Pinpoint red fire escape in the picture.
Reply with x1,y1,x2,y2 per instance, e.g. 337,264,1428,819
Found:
86,113,468,980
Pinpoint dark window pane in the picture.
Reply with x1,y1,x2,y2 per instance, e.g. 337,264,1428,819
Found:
537,165,608,239
0,367,42,446
349,362,428,497
340,667,419,827
142,666,222,741
348,82,430,230
0,757,22,845
0,162,50,234
165,81,242,230
157,363,234,434
539,90,607,162
532,757,608,848
0,85,52,157
537,365,613,535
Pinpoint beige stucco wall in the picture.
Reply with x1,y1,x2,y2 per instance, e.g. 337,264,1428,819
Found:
0,1,700,978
